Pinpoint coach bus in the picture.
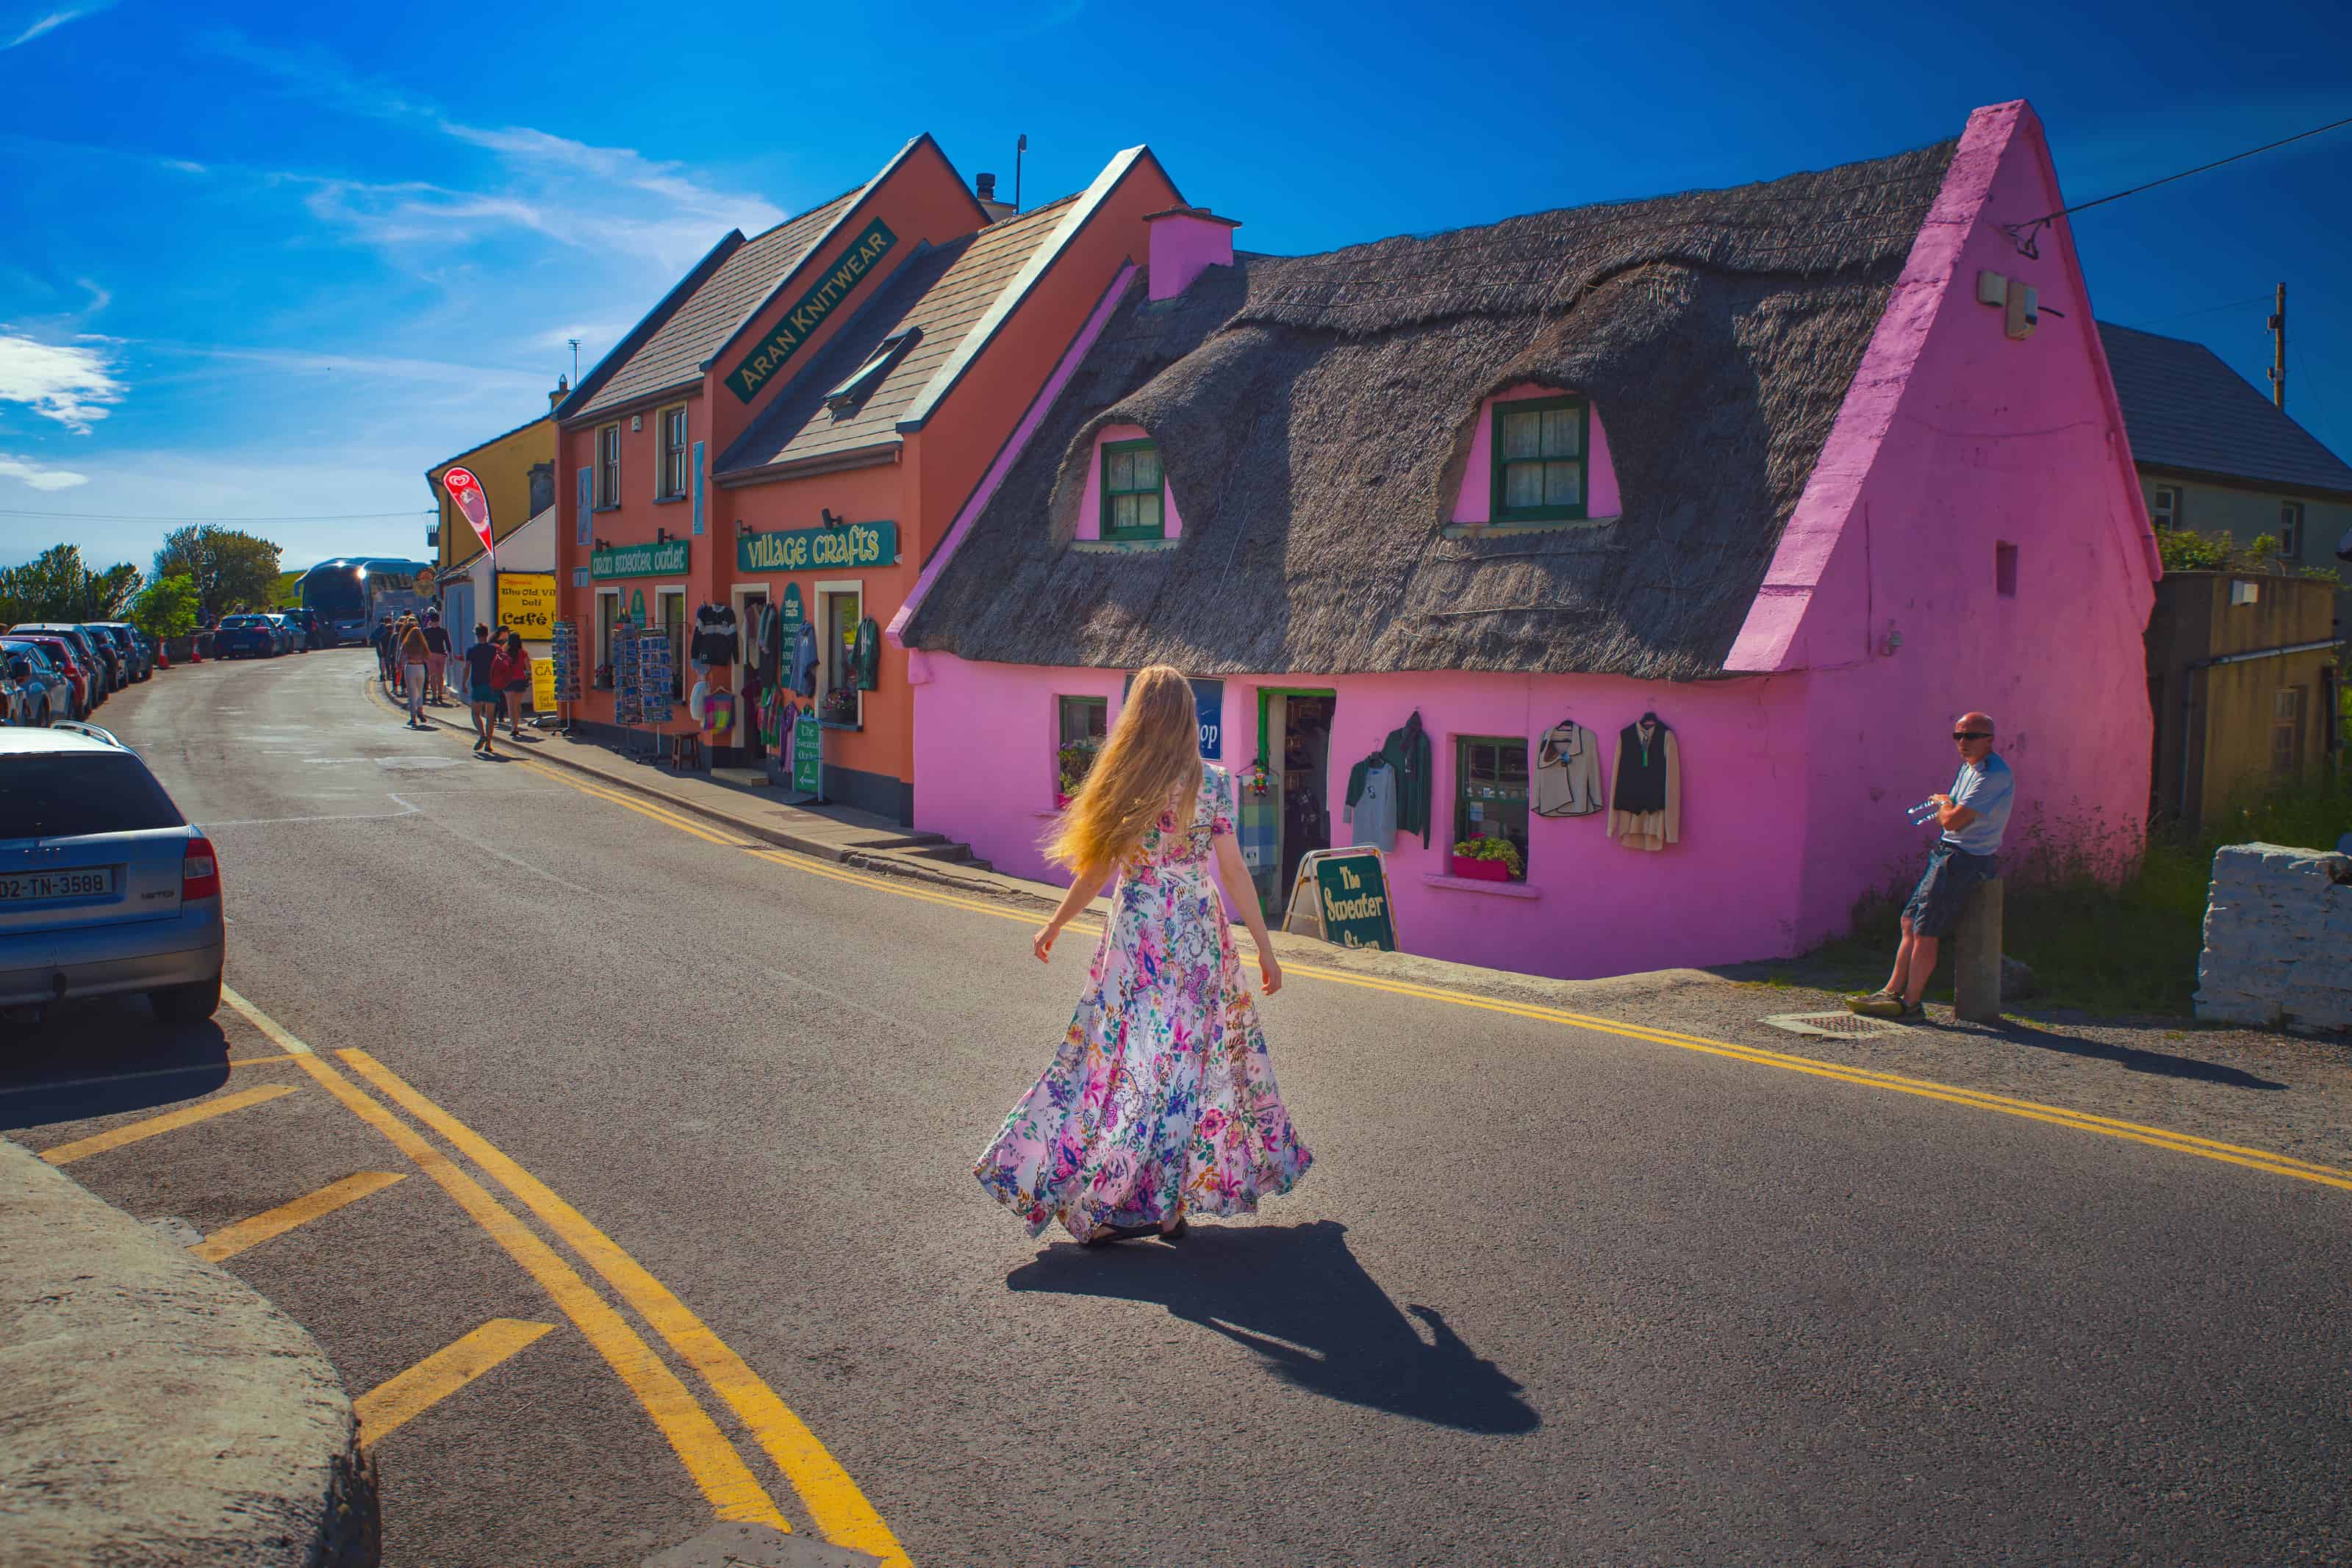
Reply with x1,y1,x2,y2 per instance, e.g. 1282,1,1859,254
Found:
295,558,434,646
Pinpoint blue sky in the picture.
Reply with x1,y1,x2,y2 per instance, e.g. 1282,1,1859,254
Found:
2,0,2348,572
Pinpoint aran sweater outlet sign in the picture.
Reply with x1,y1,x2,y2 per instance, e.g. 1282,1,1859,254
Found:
737,519,899,573
724,220,899,403
590,539,690,580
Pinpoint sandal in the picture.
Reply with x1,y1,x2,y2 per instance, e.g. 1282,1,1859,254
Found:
1158,1218,1188,1242
1083,1220,1168,1247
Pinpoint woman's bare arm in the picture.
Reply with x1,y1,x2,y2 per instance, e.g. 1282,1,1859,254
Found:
1033,861,1114,963
1213,830,1283,995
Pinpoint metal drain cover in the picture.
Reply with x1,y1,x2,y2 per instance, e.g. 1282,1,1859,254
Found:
1763,1011,1908,1039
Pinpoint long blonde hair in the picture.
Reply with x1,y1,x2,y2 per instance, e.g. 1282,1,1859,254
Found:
1047,664,1203,873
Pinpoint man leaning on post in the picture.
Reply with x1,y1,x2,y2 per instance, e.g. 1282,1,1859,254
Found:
1850,713,2014,1021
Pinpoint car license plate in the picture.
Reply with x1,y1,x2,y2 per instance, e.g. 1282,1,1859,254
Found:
0,868,112,903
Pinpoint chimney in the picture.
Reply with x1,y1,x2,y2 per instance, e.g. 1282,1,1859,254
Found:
549,373,570,411
1144,206,1241,301
973,171,1016,225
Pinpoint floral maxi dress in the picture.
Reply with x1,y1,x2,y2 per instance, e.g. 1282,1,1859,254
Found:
977,763,1313,1239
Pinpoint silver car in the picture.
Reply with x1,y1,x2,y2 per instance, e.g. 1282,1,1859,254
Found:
0,723,224,1021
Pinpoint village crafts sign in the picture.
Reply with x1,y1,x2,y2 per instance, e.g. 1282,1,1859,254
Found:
590,540,690,580
724,219,898,403
737,519,899,573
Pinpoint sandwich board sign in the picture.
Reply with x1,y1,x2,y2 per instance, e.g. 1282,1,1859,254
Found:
1280,846,1397,952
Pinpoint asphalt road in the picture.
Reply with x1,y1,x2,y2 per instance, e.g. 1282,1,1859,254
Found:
7,650,2350,1567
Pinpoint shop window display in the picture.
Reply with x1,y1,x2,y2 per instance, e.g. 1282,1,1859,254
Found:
1452,736,1530,880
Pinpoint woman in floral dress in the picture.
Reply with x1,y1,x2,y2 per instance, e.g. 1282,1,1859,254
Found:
977,665,1312,1244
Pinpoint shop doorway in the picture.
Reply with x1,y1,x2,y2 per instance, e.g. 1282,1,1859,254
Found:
1252,688,1335,911
732,585,768,760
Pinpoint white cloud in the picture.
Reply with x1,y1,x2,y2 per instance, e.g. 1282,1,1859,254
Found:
160,157,207,175
200,28,781,273
76,278,109,313
0,332,124,431
2,1,115,51
0,454,90,491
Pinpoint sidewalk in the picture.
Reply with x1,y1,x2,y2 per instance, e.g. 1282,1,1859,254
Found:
373,675,1086,910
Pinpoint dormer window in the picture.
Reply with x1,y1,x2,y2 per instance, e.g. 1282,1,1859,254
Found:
1491,394,1588,522
1102,439,1166,541
824,329,921,417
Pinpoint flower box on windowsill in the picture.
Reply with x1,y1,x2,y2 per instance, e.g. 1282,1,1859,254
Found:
1449,852,1515,882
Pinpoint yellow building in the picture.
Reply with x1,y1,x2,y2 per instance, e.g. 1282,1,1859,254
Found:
423,390,563,574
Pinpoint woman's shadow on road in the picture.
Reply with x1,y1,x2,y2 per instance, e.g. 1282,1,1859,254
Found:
1006,1219,1538,1434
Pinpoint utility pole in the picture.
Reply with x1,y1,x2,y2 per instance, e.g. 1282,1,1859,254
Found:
1015,134,1028,214
2269,284,2286,411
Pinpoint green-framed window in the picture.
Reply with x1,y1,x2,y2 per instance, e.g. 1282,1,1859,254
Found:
1490,395,1588,522
1056,694,1108,802
1101,439,1166,541
1454,735,1530,880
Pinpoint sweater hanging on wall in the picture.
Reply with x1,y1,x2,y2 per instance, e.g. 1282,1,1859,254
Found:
1533,721,1605,818
689,603,739,669
1606,715,1680,851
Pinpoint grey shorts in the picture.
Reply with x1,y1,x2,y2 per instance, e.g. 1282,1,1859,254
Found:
1903,843,1996,938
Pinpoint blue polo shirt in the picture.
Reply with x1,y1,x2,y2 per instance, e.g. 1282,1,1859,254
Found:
1943,752,2013,855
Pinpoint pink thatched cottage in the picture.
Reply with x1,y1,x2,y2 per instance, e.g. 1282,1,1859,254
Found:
889,101,2159,982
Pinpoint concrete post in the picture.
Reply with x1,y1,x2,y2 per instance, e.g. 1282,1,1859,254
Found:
1954,877,2004,1024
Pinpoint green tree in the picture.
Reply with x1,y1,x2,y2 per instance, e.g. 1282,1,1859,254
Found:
0,544,143,623
153,525,284,622
129,573,201,640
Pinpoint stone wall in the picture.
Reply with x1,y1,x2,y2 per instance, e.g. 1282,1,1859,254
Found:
2195,842,2352,1032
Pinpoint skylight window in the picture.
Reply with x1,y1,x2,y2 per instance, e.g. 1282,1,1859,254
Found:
823,329,921,417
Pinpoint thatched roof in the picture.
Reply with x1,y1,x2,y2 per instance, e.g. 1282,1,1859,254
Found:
902,139,1958,681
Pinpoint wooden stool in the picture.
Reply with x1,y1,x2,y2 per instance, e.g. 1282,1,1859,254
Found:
669,733,705,772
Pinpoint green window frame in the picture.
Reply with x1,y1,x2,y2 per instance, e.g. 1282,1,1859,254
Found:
1101,439,1166,541
1489,395,1588,522
1453,735,1530,880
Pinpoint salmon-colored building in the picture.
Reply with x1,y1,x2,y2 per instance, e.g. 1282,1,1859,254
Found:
553,134,1183,822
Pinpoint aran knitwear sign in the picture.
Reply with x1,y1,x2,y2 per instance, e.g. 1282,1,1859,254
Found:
723,219,899,403
737,519,898,573
589,540,690,580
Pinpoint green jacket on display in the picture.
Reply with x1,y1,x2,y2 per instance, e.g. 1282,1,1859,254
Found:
1369,711,1431,847
851,616,881,691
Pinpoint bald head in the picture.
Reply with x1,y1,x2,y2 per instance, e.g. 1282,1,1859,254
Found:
1954,712,1995,762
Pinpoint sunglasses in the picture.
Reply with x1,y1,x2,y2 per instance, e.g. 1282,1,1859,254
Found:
1952,730,1992,741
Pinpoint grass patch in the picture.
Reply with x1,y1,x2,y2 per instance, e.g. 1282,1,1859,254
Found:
1792,773,2352,1018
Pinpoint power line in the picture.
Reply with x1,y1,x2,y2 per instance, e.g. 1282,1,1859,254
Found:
0,507,434,523
2003,112,2352,256
2124,292,2273,329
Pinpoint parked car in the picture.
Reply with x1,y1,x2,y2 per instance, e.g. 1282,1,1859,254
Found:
93,622,152,681
280,608,325,651
10,633,94,719
2,640,67,724
266,612,305,654
211,614,281,658
0,723,223,1021
8,624,115,700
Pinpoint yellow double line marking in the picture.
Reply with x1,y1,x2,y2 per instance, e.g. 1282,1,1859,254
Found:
503,752,2352,1202
219,986,908,1564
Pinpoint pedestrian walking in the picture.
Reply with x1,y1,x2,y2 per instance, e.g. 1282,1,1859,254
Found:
494,630,533,741
1850,711,2015,1019
372,616,394,686
397,615,431,728
421,611,452,705
463,623,501,756
975,664,1311,1245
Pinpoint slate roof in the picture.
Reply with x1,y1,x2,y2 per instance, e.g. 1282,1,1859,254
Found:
903,140,1960,682
573,191,859,419
2098,322,2352,499
714,194,1085,476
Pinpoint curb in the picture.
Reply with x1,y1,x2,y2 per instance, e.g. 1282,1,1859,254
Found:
368,675,1046,907
1,1137,380,1567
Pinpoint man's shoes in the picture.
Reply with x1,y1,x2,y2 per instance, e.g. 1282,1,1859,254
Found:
1849,990,1904,1018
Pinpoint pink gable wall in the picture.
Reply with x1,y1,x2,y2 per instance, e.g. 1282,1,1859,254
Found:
1075,423,1188,539
1449,385,1621,523
1724,100,2157,948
